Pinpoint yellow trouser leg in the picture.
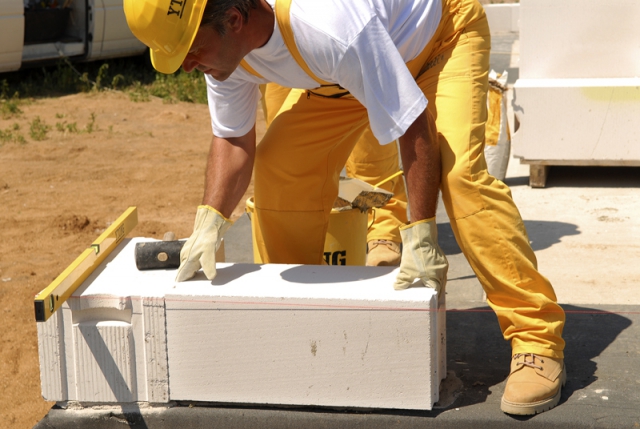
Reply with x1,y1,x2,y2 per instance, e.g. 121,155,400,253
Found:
345,129,407,243
261,83,292,126
254,89,370,264
417,1,565,357
263,83,408,245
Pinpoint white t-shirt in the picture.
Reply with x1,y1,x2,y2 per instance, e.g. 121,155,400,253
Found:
206,0,442,145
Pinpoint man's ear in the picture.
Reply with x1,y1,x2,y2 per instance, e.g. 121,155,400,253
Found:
226,7,244,34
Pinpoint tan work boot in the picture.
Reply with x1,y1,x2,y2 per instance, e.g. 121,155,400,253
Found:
366,240,401,266
501,353,566,415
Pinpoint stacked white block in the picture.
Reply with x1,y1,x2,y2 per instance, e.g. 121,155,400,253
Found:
518,0,640,80
513,78,640,162
512,0,640,166
38,238,446,410
483,4,519,35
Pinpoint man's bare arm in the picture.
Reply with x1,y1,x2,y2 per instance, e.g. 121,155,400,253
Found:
393,107,447,292
398,108,441,222
201,126,256,218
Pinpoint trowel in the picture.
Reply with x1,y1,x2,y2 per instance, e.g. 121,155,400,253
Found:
335,171,401,212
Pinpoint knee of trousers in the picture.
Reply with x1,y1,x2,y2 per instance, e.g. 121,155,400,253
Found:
254,151,337,213
440,160,493,220
441,164,522,224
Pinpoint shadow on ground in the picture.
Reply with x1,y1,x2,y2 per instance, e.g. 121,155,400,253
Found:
438,219,579,256
504,166,640,189
435,304,633,414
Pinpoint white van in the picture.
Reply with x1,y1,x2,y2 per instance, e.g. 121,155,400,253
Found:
0,0,146,73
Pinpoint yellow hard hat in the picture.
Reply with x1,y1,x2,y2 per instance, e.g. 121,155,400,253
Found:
124,0,208,74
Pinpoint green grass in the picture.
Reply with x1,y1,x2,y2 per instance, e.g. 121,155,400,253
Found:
85,112,97,133
29,116,50,141
0,123,26,145
54,113,97,134
0,54,208,104
1,80,23,118
55,121,79,133
0,98,22,119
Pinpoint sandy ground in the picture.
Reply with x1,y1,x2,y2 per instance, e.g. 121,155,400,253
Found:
0,91,264,428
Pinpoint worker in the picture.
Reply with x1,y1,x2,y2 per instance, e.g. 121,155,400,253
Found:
260,82,407,267
124,0,566,415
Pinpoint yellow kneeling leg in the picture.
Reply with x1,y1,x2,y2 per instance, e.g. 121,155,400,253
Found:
254,89,370,264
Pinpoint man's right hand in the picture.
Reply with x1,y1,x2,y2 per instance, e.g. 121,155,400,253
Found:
175,205,233,282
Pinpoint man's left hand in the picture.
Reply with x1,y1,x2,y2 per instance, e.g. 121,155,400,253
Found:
394,217,448,292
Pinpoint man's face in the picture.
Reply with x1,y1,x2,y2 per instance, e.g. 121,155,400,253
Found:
182,25,242,81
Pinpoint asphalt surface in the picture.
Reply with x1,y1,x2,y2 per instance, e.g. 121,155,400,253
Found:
34,33,640,429
34,299,640,428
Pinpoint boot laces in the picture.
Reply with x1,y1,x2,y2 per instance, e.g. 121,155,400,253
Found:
368,240,400,252
513,353,544,371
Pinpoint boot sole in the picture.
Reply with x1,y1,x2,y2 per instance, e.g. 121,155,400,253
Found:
501,367,567,416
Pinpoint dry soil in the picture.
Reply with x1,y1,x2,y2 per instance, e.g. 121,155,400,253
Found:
0,91,262,428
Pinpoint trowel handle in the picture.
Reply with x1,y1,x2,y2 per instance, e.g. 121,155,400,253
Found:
373,170,403,189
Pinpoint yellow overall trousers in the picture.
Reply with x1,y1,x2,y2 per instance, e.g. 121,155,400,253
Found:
248,0,565,358
259,83,408,244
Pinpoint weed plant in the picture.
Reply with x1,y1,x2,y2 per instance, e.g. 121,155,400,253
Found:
0,98,22,119
54,114,96,134
0,54,207,104
29,116,50,141
0,123,26,145
1,80,23,118
55,121,79,133
85,113,97,133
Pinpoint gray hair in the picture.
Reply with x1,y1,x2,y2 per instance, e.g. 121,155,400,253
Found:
201,0,261,35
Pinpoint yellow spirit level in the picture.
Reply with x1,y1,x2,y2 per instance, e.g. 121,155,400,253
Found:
34,207,138,322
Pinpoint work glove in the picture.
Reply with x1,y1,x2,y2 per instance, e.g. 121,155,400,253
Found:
175,205,233,282
393,218,448,293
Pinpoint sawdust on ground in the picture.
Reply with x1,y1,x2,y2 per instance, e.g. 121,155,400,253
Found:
0,91,264,428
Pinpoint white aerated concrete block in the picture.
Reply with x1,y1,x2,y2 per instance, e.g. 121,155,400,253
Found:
512,79,640,162
38,238,445,410
519,0,640,79
37,240,172,403
166,264,443,410
483,4,519,34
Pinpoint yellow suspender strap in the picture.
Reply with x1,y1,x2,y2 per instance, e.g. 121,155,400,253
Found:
275,0,331,86
240,59,264,78
238,0,333,86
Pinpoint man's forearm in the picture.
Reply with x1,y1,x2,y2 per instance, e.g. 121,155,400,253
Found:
201,127,256,218
398,108,441,222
